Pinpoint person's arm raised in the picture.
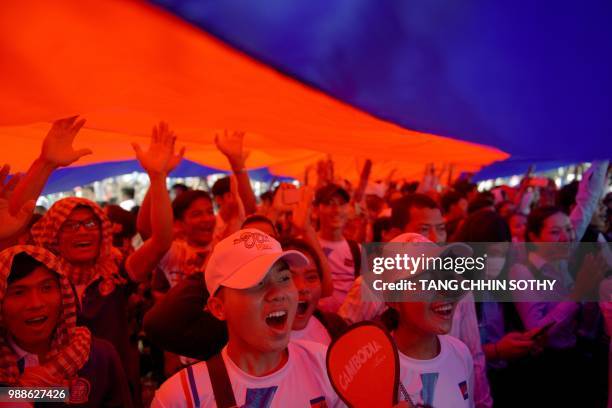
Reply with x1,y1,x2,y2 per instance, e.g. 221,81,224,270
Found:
9,116,91,215
513,165,534,214
135,134,184,242
291,187,334,297
215,130,258,216
353,159,372,204
126,122,184,283
136,187,153,241
570,160,609,241
0,166,35,245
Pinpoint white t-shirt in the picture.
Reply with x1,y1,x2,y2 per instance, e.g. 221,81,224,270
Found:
151,340,343,408
338,280,491,407
157,240,210,288
317,238,358,314
398,335,474,408
291,316,332,345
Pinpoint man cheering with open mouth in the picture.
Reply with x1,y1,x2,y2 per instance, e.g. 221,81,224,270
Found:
152,229,343,407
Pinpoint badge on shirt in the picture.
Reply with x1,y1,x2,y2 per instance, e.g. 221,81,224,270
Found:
458,380,469,400
310,396,328,407
244,386,277,407
69,376,91,404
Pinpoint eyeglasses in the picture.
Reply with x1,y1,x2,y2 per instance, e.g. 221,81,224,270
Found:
60,218,100,232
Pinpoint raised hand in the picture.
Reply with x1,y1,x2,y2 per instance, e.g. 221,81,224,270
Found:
271,183,298,214
0,165,21,200
354,159,372,203
0,164,34,239
222,176,246,231
291,187,315,236
215,130,249,169
494,332,535,360
0,198,35,240
316,158,335,187
132,121,183,176
166,144,186,174
571,252,606,301
40,116,92,167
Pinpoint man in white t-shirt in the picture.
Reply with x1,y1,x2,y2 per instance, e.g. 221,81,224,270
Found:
315,184,359,314
384,233,475,407
388,196,491,408
151,229,343,408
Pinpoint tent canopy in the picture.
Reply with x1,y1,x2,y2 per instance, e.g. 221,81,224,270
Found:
42,160,291,195
0,0,507,187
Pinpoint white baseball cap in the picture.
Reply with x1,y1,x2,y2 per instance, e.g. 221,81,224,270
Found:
205,229,309,295
382,233,473,280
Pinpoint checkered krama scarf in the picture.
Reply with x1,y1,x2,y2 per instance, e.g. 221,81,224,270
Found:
30,197,123,289
0,245,91,386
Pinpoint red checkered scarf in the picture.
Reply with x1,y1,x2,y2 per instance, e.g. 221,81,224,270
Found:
30,198,125,291
0,245,91,386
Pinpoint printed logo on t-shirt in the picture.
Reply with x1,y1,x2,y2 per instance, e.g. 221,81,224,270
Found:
234,231,273,250
309,396,328,407
343,258,354,268
69,377,91,404
458,380,469,400
243,386,277,408
420,372,439,406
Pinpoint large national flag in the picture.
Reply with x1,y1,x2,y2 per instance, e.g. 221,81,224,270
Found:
0,0,507,189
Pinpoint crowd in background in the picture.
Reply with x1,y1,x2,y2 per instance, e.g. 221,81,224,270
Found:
0,116,610,407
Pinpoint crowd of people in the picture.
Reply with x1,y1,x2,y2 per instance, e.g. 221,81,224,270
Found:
0,115,610,407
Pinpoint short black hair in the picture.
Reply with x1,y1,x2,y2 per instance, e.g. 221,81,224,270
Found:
467,192,495,214
172,190,213,220
440,190,465,214
452,179,477,196
121,187,135,199
390,193,439,230
105,204,136,239
241,215,278,237
372,216,392,242
526,205,563,240
400,182,419,195
8,253,47,285
451,209,511,243
314,184,350,206
280,238,323,279
556,181,579,214
171,183,189,192
259,191,274,204
211,177,231,198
